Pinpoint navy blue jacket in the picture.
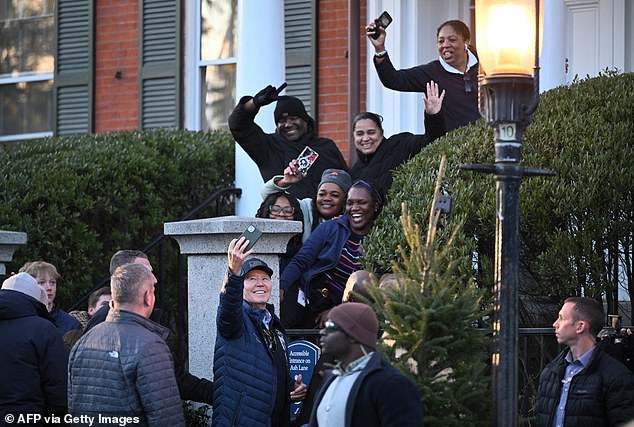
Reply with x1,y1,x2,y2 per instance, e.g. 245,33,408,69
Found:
535,346,634,427
375,54,479,132
280,215,353,295
308,351,424,427
50,306,81,335
0,290,68,419
213,271,291,427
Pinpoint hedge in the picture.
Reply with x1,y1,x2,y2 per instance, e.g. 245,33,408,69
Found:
0,129,235,307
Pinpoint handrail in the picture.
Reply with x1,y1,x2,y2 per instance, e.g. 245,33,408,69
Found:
68,186,242,311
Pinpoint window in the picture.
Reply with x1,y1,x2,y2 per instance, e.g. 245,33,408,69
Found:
0,0,55,141
199,0,237,131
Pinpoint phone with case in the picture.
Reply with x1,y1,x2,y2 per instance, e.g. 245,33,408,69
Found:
239,224,263,251
292,146,319,177
371,10,393,39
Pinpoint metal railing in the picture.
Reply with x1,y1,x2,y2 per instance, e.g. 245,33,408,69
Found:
68,186,242,360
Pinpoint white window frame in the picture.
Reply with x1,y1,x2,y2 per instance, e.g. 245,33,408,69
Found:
0,0,55,141
184,0,238,131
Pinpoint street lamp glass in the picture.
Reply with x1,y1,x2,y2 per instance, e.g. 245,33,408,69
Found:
476,0,541,76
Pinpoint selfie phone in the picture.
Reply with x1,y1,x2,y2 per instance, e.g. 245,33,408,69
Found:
239,224,263,251
292,146,319,177
371,11,393,39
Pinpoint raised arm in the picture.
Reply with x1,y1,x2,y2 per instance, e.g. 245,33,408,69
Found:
217,238,254,340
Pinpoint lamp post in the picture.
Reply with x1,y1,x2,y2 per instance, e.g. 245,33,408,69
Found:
462,1,554,426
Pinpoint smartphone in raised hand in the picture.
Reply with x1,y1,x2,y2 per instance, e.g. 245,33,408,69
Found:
291,146,319,178
370,11,393,39
239,224,263,252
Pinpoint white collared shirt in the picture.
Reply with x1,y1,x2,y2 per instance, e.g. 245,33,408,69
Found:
438,49,479,75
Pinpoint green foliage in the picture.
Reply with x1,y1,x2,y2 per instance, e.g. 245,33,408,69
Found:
368,195,490,427
365,72,634,318
183,402,211,427
0,129,235,306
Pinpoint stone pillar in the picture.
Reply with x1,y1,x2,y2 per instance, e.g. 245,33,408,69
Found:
0,231,27,275
164,216,301,381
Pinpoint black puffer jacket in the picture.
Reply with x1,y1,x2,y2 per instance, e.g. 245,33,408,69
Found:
68,309,185,427
229,96,348,200
535,346,634,427
0,290,68,420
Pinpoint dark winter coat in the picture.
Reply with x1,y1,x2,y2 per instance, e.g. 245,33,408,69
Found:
375,54,479,132
280,215,355,296
50,306,81,335
535,346,634,427
229,96,348,200
0,290,68,419
350,111,446,198
68,309,185,427
308,351,424,427
81,304,213,404
212,271,291,427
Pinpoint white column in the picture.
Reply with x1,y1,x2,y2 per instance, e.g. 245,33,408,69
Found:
235,0,285,216
540,0,567,91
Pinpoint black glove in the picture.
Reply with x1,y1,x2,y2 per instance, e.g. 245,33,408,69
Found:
252,83,287,107
253,85,278,107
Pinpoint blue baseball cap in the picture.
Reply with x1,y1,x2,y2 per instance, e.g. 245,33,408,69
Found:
241,258,273,278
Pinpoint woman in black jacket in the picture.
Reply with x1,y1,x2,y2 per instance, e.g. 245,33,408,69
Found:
350,80,445,198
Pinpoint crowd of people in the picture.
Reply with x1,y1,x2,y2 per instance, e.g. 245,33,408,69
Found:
1,15,633,427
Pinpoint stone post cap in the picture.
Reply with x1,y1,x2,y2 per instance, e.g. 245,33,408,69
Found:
164,216,302,255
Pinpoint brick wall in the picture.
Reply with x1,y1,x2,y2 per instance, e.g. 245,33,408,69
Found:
317,1,368,164
94,0,139,133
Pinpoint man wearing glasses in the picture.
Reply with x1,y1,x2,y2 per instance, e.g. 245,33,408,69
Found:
212,237,307,427
308,302,423,427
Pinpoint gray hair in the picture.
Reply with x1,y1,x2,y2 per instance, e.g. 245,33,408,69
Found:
110,263,153,305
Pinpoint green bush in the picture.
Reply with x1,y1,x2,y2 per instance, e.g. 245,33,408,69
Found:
0,129,235,307
365,72,634,320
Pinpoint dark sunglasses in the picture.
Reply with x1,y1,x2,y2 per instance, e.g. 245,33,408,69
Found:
323,320,344,334
269,204,294,215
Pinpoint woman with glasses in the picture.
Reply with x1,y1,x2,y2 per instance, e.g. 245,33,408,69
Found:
367,18,479,132
255,191,304,273
261,168,352,242
279,181,382,329
351,80,445,198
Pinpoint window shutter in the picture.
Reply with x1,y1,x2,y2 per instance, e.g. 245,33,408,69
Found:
54,0,93,135
284,0,316,116
139,0,181,129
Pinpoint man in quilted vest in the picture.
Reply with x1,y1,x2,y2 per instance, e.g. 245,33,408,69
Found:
68,263,184,426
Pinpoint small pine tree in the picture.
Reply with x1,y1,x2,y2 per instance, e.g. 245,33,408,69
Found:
368,157,491,427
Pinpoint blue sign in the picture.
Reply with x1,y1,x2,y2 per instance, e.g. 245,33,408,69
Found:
288,339,320,420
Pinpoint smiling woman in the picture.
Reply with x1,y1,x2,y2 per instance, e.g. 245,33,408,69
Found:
349,80,446,199
279,181,383,329
367,17,480,132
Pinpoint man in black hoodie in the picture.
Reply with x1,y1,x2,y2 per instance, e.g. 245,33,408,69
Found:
229,84,348,200
0,272,68,423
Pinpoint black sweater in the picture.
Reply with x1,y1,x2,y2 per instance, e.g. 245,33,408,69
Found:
229,96,348,200
375,54,480,132
350,111,445,198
